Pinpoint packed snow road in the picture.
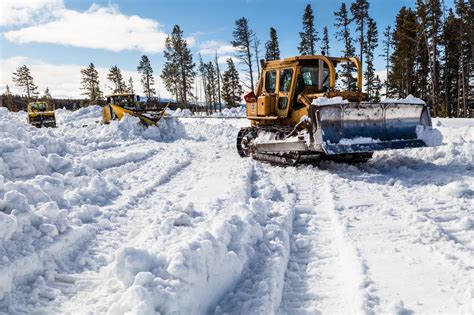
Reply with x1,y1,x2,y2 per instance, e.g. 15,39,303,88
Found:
0,106,472,314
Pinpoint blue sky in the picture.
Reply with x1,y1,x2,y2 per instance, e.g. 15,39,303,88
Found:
0,0,455,98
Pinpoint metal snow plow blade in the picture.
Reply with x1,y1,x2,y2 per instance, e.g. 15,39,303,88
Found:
102,103,170,127
310,102,431,155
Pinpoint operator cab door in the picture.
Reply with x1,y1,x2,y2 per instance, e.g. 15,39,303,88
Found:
277,67,294,118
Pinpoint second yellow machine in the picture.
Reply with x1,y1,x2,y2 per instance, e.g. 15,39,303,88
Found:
102,93,169,127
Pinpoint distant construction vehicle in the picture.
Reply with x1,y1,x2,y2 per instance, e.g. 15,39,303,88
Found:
102,93,169,127
27,101,56,128
237,55,433,165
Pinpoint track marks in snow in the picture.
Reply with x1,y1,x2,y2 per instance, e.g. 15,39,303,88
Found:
279,170,379,314
2,145,194,314
323,163,473,313
214,165,295,314
61,142,264,314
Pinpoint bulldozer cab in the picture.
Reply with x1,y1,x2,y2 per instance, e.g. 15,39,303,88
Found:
28,102,49,112
247,56,365,125
106,93,140,110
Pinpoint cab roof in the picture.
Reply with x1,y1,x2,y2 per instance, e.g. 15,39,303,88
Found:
105,93,136,97
263,55,357,69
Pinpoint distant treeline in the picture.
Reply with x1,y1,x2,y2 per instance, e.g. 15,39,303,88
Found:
0,93,214,113
3,0,473,117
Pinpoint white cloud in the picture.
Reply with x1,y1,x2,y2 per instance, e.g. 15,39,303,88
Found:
0,0,63,26
4,4,168,53
185,36,197,48
1,56,170,99
198,40,237,56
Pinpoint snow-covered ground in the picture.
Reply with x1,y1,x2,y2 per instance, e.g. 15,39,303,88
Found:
0,107,472,314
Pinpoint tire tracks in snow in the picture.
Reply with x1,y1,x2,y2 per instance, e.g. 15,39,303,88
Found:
279,169,379,314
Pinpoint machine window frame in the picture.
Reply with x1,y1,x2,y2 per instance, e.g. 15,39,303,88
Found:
279,68,293,93
264,70,277,93
277,68,294,111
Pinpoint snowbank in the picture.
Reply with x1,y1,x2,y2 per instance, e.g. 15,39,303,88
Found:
170,108,193,117
169,106,246,118
312,96,349,106
0,107,187,309
381,94,426,104
211,106,246,117
1,106,472,314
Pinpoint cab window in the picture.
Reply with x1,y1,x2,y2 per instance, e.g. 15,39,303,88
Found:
301,66,330,91
279,68,293,93
278,68,293,110
301,67,319,86
265,70,277,93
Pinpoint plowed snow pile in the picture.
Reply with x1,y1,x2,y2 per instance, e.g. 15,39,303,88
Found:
0,108,472,314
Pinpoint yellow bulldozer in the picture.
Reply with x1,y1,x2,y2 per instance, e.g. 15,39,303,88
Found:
102,93,169,127
27,101,56,128
237,55,433,165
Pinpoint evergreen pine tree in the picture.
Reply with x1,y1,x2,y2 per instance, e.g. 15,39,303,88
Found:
364,18,378,100
42,87,52,109
350,0,370,71
80,63,102,103
161,25,195,107
137,55,155,98
232,17,255,91
12,65,38,102
373,75,383,102
265,27,280,61
454,0,472,117
214,52,222,112
388,7,418,98
197,53,208,111
222,58,243,108
380,26,392,96
414,10,430,101
442,9,462,117
334,3,357,90
321,26,330,55
42,87,51,100
204,61,218,110
5,85,13,111
416,0,443,116
298,4,319,55
107,65,126,94
127,77,134,94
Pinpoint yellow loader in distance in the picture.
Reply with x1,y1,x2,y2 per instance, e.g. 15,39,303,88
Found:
27,101,56,128
102,93,169,127
237,55,433,165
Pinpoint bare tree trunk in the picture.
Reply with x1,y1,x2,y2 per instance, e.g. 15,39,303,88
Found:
215,53,222,113
254,38,261,81
461,63,467,117
457,70,462,117
246,38,254,91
